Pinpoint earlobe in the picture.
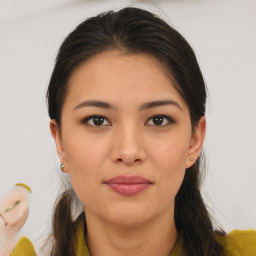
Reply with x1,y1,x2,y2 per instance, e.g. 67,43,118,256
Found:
186,116,206,168
50,120,66,170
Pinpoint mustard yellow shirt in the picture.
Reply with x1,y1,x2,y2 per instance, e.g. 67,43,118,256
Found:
11,222,256,256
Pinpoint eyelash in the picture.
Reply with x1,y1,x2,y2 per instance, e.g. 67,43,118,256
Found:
81,115,175,127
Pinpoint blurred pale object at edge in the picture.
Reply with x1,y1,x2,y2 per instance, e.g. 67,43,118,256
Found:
0,184,31,256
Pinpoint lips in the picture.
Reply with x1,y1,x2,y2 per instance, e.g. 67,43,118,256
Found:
104,175,152,196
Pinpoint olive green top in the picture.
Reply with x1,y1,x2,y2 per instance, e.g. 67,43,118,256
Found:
11,219,256,256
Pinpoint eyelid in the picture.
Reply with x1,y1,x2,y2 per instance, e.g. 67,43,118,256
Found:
145,115,175,126
81,114,175,127
81,115,111,127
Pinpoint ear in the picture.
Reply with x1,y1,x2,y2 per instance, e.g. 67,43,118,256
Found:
50,120,67,172
186,116,206,168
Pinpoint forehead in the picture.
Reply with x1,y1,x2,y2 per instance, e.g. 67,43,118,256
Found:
65,51,187,111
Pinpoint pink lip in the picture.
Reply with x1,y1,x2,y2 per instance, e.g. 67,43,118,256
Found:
104,175,152,196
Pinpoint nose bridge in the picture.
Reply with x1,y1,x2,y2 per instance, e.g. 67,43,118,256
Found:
111,120,146,165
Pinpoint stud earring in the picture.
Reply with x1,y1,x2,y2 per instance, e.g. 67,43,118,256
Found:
189,158,194,161
60,163,65,171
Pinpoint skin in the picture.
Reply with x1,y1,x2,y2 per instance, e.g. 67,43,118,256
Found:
0,185,31,255
50,51,206,256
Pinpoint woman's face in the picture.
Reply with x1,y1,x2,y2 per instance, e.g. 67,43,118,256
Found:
51,51,205,226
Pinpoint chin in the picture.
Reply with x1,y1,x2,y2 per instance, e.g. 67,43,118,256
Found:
102,205,155,227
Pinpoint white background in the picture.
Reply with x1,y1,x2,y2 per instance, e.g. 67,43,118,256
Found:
0,0,255,252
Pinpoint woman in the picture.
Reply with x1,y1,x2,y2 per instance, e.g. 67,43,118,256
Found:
11,7,256,256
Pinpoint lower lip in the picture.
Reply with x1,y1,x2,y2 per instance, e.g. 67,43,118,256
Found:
106,183,151,196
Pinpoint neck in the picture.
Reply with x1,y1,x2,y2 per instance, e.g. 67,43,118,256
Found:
85,209,178,256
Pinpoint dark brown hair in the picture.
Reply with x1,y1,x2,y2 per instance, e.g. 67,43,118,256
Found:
46,7,225,256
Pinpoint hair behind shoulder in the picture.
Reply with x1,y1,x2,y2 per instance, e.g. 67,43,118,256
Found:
42,187,84,256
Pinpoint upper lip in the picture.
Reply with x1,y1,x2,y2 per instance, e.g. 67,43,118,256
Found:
104,175,152,184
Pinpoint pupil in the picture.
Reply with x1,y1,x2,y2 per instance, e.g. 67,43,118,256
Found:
93,117,104,125
153,116,163,125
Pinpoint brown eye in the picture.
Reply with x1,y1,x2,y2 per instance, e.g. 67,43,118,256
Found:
82,115,110,127
92,116,104,126
152,116,164,125
146,115,174,126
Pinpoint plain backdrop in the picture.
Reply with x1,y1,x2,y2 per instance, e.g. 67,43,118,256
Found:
0,0,256,252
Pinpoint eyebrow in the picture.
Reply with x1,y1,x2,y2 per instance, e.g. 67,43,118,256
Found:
73,99,182,111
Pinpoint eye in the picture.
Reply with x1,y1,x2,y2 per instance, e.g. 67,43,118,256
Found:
82,115,111,127
146,115,175,126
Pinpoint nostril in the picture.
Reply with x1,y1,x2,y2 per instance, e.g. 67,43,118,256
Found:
116,158,141,164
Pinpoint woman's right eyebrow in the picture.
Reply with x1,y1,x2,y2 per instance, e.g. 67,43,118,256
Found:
73,100,113,110
73,99,182,112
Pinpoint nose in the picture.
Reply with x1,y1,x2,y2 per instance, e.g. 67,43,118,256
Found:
110,124,146,166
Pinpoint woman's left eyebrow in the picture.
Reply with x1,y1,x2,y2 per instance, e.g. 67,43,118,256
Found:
73,99,182,111
139,100,182,111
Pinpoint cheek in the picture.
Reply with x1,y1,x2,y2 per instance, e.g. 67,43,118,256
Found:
63,138,104,206
148,132,190,194
61,130,110,199
63,129,107,170
150,133,190,172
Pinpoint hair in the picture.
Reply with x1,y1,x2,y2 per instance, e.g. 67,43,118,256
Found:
46,7,225,256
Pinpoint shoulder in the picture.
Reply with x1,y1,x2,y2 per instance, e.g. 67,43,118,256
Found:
11,237,37,256
216,229,256,256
